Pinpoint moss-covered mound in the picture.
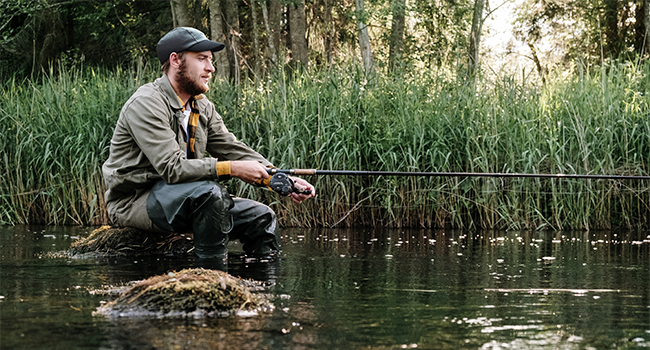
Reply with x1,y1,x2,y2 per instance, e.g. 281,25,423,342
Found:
68,225,194,257
94,268,272,318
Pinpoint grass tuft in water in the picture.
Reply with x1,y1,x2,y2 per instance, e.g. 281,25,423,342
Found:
94,268,271,318
68,225,194,257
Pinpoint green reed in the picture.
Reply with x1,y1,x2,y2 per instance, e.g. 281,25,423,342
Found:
2,60,650,229
213,62,650,230
0,60,152,225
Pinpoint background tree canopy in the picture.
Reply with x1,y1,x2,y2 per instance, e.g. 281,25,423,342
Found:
0,0,170,75
2,0,649,80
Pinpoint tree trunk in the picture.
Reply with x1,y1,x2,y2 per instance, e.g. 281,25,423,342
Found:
322,0,334,68
261,0,282,68
261,2,277,67
644,0,650,56
527,42,546,85
289,0,309,67
224,0,240,83
603,0,621,58
261,1,278,67
193,0,204,31
170,0,193,27
354,0,374,74
467,0,486,77
269,0,282,63
251,0,262,80
209,0,229,80
388,0,405,73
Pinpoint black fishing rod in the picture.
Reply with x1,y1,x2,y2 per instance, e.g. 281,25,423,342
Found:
263,168,650,196
268,168,650,180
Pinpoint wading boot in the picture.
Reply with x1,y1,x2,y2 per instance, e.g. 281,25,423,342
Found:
230,199,280,259
191,185,234,260
196,255,228,271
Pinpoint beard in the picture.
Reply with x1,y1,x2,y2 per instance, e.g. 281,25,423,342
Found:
175,59,209,96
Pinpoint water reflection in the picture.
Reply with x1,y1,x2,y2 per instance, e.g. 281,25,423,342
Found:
0,225,648,349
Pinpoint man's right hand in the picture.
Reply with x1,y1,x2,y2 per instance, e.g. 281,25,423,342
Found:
230,160,270,185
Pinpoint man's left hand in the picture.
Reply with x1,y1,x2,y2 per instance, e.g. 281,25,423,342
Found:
290,177,315,204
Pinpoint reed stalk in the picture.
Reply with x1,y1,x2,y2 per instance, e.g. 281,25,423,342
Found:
1,60,649,230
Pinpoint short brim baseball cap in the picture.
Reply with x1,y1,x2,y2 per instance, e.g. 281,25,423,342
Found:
156,27,225,64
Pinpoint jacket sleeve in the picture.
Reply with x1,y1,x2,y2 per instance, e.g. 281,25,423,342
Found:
123,93,218,184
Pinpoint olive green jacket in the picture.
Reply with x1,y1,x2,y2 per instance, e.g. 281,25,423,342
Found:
102,74,270,229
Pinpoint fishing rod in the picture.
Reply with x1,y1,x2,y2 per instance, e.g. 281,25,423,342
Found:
267,168,650,180
262,168,650,196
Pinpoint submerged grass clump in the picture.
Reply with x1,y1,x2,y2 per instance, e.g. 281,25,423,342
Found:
68,225,194,257
94,268,271,318
2,61,650,230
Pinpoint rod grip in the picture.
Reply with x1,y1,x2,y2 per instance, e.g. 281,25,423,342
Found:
266,168,317,175
292,169,317,175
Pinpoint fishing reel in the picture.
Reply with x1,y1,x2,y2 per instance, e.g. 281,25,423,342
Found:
268,173,311,196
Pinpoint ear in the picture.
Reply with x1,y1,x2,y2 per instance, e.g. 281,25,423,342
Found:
169,52,182,69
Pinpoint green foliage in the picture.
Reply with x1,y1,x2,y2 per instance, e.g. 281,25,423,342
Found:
210,60,650,230
2,0,649,83
0,0,171,77
409,0,473,67
0,0,481,79
0,61,156,224
2,60,650,229
514,0,648,66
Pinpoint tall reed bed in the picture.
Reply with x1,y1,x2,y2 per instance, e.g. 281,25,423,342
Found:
0,61,152,225
1,61,649,229
214,62,650,230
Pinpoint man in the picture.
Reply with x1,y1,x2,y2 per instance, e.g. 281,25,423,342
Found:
102,27,314,261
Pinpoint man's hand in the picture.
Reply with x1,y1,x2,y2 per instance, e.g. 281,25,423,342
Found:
230,160,270,184
231,162,315,203
289,177,315,204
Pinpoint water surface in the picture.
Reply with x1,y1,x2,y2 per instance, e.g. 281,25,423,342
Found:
1,225,648,349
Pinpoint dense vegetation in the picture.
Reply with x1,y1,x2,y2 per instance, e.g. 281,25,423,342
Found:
2,59,650,230
4,0,650,81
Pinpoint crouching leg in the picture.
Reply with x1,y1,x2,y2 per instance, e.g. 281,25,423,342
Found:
230,198,280,257
147,180,234,259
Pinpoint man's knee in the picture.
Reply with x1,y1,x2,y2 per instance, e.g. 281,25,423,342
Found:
109,190,166,232
192,184,234,232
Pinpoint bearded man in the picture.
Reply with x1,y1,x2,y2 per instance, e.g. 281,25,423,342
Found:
102,27,314,263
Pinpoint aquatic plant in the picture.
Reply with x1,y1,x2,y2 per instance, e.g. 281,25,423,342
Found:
212,62,650,230
0,63,149,226
2,60,650,230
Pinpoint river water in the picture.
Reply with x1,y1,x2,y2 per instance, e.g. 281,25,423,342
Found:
0,225,648,349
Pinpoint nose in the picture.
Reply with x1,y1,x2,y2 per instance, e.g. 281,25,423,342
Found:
206,60,215,73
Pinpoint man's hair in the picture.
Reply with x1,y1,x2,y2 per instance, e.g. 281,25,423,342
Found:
161,51,187,73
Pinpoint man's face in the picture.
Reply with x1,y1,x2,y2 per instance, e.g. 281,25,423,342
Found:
176,50,215,96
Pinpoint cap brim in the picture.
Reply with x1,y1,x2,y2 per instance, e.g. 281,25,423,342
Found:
188,40,225,53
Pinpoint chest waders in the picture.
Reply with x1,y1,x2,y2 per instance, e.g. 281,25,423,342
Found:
146,180,280,260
